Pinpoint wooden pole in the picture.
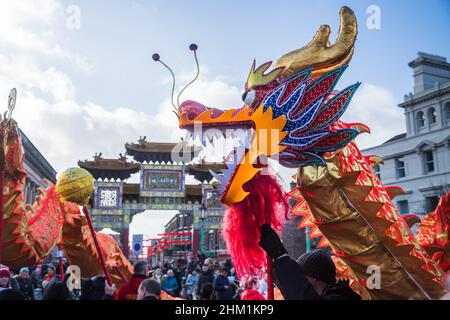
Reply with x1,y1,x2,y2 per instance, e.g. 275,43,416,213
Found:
57,245,65,281
82,206,113,286
114,264,128,284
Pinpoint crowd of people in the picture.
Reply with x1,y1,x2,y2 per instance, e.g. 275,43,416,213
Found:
2,225,449,300
0,252,268,301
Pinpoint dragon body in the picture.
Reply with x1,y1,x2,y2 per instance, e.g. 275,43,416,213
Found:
0,119,132,284
177,7,447,299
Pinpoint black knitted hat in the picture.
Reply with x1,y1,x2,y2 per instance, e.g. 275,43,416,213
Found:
296,249,336,283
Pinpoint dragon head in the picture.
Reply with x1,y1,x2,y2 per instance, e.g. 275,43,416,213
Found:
177,7,362,206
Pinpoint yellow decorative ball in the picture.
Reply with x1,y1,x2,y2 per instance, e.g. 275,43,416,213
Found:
56,167,94,206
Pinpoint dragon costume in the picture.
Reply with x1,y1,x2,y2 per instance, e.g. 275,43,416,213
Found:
176,7,447,299
0,118,132,284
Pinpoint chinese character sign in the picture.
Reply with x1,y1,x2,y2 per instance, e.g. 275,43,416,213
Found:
144,171,181,191
93,182,123,211
99,188,118,208
140,164,185,198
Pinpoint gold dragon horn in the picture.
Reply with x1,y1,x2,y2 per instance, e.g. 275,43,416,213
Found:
274,6,358,79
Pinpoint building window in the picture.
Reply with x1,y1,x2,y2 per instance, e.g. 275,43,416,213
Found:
397,200,409,215
395,158,406,179
373,165,381,180
445,102,450,122
425,196,439,213
416,111,425,128
427,108,437,125
423,150,435,173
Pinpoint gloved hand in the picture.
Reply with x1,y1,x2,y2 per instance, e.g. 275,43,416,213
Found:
259,224,287,260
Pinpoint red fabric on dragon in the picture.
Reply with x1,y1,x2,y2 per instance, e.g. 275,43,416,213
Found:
222,172,288,278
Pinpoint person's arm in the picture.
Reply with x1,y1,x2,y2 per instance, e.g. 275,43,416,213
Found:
259,224,319,300
273,255,318,300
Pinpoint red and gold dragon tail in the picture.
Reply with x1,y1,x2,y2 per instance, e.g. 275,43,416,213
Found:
290,123,446,299
1,119,131,284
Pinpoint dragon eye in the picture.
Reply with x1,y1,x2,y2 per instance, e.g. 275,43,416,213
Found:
242,90,256,107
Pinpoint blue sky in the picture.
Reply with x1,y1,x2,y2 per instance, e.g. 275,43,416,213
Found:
60,0,450,113
0,0,448,238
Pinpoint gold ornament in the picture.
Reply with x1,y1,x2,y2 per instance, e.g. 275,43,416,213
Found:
274,6,357,79
56,167,94,206
246,60,284,90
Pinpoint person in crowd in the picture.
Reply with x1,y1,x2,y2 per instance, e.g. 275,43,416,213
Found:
198,264,214,297
80,276,108,300
199,282,214,300
185,268,200,300
224,259,233,273
162,269,179,297
258,276,267,297
137,279,161,300
186,256,197,276
204,257,212,267
0,288,26,300
0,266,24,300
151,268,163,285
197,251,206,267
42,280,72,300
240,276,266,300
172,266,183,296
259,224,361,300
16,267,35,300
41,265,57,290
103,281,117,300
213,267,233,300
0,266,12,293
227,267,239,297
232,287,243,300
9,269,20,291
31,264,43,300
117,260,149,300
440,273,450,300
229,266,240,296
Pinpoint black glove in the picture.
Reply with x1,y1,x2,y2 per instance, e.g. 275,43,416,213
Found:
259,224,287,260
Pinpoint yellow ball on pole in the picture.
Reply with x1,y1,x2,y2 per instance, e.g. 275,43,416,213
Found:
56,167,94,206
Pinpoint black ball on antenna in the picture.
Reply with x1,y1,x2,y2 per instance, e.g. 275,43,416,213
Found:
189,43,198,51
152,53,160,61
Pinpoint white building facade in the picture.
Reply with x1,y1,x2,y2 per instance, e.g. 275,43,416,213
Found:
363,52,450,217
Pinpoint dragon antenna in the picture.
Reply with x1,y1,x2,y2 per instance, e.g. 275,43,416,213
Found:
176,44,200,109
152,44,201,116
152,53,178,115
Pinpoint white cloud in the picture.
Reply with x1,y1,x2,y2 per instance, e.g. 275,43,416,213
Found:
0,0,241,175
0,0,64,56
